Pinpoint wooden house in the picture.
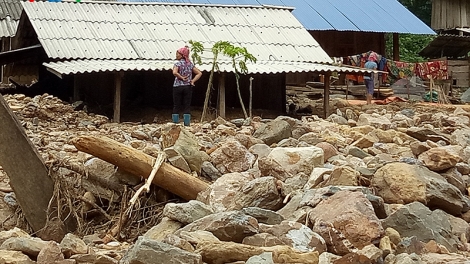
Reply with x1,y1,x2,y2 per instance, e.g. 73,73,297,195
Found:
2,1,372,121
0,0,37,84
419,0,470,90
118,0,436,88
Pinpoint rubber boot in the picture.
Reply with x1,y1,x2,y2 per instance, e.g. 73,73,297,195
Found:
183,114,191,126
172,114,179,124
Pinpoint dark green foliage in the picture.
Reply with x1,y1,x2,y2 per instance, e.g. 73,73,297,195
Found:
385,1,434,62
398,0,432,27
385,33,435,62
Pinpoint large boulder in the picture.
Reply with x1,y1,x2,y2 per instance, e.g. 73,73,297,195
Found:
253,119,292,145
120,237,202,264
176,211,259,243
308,190,384,253
371,162,466,215
382,202,461,252
210,140,256,174
258,146,324,181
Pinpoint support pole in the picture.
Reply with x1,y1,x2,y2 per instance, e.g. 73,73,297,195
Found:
73,75,80,102
113,72,123,123
393,33,400,61
323,72,331,119
218,73,226,119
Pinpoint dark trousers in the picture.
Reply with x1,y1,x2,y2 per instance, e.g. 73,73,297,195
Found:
173,85,192,114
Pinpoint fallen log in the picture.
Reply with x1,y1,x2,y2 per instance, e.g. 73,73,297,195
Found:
72,136,209,201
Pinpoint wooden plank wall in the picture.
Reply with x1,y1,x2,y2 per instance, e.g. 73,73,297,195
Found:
432,0,470,30
448,59,470,88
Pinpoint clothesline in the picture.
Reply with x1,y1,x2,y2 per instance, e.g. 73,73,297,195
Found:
339,51,448,83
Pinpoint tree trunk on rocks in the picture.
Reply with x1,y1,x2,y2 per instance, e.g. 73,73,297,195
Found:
72,136,209,201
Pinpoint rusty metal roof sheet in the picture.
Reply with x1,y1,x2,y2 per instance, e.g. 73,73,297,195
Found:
43,59,375,77
419,34,470,59
22,1,333,65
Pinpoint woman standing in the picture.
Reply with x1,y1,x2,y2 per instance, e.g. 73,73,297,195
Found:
172,46,202,126
364,52,378,105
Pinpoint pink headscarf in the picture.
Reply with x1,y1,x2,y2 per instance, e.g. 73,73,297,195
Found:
177,46,190,63
368,52,378,62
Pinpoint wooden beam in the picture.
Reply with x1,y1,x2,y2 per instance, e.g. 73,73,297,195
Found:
113,72,123,123
0,94,55,232
393,33,400,61
323,72,331,119
218,73,226,119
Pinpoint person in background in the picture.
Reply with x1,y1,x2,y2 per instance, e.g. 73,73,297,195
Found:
172,46,202,126
364,52,378,105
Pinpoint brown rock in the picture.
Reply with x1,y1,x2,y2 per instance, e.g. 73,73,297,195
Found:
143,217,183,241
418,147,461,171
315,142,338,161
333,252,372,264
319,166,360,187
308,191,383,251
0,250,34,264
37,241,64,264
196,241,319,264
210,140,256,174
242,233,285,247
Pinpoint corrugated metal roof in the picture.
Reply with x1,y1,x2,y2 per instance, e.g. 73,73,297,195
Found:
22,1,332,65
120,0,435,34
0,0,22,37
0,0,22,20
0,16,17,37
419,34,470,59
43,59,375,76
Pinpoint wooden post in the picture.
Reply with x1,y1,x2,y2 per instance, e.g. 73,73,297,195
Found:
113,72,123,123
393,33,400,61
218,73,226,119
73,75,80,102
323,72,331,119
72,136,209,201
406,81,410,100
0,94,55,232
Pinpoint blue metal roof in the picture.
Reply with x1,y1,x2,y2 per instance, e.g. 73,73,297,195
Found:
119,0,435,34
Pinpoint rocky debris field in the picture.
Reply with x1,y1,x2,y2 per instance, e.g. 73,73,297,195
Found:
1,93,470,263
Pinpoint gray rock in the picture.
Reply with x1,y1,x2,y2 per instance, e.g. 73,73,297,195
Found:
406,127,450,143
246,252,274,264
382,202,460,252
163,200,214,225
120,237,202,264
176,211,259,243
201,161,222,181
253,119,292,145
228,176,283,211
348,146,371,159
242,207,284,225
173,129,210,174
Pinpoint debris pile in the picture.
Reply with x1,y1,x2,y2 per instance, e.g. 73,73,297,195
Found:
1,93,470,263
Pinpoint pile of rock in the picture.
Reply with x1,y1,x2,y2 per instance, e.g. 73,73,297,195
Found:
1,93,470,263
